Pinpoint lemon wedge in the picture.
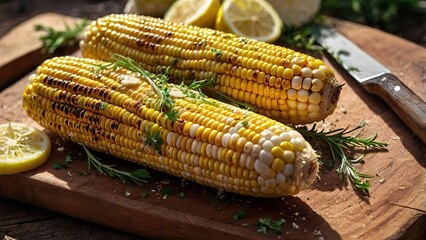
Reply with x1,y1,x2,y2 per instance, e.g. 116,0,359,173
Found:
164,0,220,28
266,0,321,27
215,0,283,43
0,122,51,175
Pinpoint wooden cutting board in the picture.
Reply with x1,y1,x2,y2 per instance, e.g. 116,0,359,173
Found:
0,13,425,239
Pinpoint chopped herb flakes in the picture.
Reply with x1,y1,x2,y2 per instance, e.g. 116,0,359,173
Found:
64,153,74,163
53,162,68,170
141,191,150,198
161,187,173,197
178,192,186,199
100,102,108,110
241,120,248,127
210,48,222,58
233,210,247,221
257,217,284,235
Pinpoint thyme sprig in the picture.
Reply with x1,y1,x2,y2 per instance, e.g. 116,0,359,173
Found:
81,144,150,186
94,55,174,112
187,77,217,90
295,121,388,195
35,19,87,54
176,78,219,107
201,87,257,112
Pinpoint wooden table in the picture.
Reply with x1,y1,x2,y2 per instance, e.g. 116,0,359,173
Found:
1,13,425,239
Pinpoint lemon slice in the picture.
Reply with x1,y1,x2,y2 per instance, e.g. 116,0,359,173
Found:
0,122,51,175
266,0,321,27
164,0,220,28
215,0,283,43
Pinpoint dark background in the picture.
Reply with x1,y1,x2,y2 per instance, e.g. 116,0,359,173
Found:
0,0,425,47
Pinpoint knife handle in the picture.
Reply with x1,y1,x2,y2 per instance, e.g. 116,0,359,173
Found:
363,73,426,143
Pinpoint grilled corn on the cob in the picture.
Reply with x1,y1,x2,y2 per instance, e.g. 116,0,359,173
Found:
23,56,318,197
80,14,341,125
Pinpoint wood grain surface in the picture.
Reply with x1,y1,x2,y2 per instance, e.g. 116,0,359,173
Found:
0,13,425,239
0,13,82,91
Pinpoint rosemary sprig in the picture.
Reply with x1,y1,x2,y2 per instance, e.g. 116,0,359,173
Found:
295,121,388,195
81,144,150,186
35,19,87,54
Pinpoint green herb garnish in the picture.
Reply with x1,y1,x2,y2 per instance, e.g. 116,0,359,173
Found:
241,120,249,127
64,152,74,164
178,192,186,199
210,48,222,58
233,210,247,221
176,78,219,107
100,102,108,111
161,187,173,196
141,191,150,198
35,19,87,54
145,125,163,154
94,55,174,112
295,121,388,195
81,144,150,186
187,77,217,91
201,87,257,112
166,109,179,121
280,25,323,51
347,66,360,72
256,217,284,234
53,162,68,170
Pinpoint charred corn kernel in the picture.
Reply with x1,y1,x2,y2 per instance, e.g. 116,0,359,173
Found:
23,56,319,198
81,14,342,125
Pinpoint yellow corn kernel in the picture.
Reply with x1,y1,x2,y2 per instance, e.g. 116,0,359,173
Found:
81,14,342,125
25,56,319,197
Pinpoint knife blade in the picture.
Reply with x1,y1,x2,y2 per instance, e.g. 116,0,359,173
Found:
313,25,426,143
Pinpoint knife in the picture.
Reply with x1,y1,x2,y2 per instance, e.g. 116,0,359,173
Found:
312,25,426,143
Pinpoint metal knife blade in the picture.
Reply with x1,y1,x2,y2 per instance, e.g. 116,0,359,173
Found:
313,25,390,82
312,25,426,143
